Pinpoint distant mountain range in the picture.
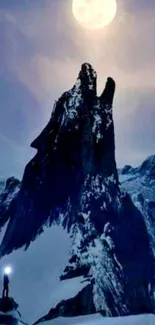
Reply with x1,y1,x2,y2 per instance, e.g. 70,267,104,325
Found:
119,154,155,202
0,63,155,322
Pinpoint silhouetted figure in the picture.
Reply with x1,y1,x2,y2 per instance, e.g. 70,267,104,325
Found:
2,274,9,298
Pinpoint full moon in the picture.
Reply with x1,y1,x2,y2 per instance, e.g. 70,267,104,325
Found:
72,0,117,30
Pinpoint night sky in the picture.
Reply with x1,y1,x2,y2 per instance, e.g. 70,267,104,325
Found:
0,0,155,179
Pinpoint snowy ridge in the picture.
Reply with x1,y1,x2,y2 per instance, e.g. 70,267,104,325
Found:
49,170,155,320
119,154,155,209
119,154,155,259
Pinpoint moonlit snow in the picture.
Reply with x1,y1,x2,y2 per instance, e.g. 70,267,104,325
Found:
39,313,155,325
0,225,71,323
49,276,90,308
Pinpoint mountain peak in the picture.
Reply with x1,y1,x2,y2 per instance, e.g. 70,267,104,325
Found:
0,62,118,252
78,62,97,94
100,77,115,105
0,64,155,318
138,154,155,176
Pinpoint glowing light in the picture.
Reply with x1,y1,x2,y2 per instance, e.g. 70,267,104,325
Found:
3,266,12,275
72,0,117,30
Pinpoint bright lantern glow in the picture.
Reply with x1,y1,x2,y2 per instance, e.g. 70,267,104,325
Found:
72,0,117,30
4,266,12,275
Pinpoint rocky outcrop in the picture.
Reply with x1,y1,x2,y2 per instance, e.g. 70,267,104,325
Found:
121,165,135,175
0,177,20,229
34,284,95,325
0,296,25,325
0,63,155,319
0,297,19,313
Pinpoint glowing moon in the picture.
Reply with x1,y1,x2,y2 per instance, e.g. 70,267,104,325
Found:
72,0,117,30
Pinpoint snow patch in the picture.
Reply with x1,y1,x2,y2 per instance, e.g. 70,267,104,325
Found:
0,225,71,324
39,314,155,325
48,276,90,308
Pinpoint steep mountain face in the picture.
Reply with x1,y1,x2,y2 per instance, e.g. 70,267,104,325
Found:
119,155,155,202
119,155,155,256
0,63,118,252
0,177,20,229
0,63,155,320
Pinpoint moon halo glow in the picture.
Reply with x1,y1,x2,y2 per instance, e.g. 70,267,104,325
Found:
72,0,117,30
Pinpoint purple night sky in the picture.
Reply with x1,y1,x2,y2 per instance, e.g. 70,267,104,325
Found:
0,0,155,178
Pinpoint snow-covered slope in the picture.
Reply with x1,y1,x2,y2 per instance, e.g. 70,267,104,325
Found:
38,314,155,325
0,63,155,323
119,155,155,256
119,155,155,202
0,312,24,325
0,225,71,323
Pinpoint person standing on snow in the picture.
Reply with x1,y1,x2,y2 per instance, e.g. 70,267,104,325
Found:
2,273,9,298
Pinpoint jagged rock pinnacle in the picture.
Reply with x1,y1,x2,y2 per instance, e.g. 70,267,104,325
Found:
78,62,97,96
0,63,118,253
100,77,115,105
0,63,155,318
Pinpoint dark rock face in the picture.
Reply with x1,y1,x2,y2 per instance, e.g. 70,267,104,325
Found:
34,284,95,325
0,63,155,319
0,177,20,229
0,297,23,325
0,297,18,313
119,155,155,249
121,165,134,175
0,63,118,253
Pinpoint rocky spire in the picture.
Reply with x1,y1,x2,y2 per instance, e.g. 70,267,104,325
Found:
0,63,118,254
0,64,154,318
